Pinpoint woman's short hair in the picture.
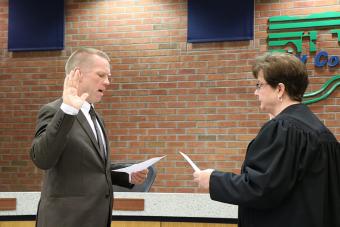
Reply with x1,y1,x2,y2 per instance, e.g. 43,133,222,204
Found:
252,52,309,102
65,48,110,75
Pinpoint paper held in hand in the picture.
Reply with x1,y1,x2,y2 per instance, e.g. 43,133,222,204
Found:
179,152,200,172
113,155,166,174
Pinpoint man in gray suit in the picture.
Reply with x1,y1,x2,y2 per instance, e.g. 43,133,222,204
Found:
30,48,148,227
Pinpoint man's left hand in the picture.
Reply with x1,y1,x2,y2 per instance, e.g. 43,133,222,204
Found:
131,169,148,185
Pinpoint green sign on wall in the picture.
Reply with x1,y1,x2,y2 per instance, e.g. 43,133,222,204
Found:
268,12,340,104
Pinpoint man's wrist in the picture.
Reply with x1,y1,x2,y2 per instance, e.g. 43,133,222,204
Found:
61,103,79,115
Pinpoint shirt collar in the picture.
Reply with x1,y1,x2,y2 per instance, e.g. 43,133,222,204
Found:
81,101,92,114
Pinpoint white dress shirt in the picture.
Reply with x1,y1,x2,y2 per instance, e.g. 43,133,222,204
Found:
60,101,107,155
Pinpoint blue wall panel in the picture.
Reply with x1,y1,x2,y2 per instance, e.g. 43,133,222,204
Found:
188,0,254,43
8,0,64,51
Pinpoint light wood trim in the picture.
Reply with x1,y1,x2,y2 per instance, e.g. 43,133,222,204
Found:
0,220,237,227
111,221,160,227
0,198,16,211
113,198,144,211
0,221,35,227
161,223,237,227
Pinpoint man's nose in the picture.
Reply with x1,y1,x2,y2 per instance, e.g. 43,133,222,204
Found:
104,76,110,85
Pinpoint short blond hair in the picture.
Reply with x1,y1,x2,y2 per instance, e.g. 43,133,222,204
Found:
65,48,110,74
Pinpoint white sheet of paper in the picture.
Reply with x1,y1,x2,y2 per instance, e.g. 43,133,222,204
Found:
179,152,200,172
113,155,166,174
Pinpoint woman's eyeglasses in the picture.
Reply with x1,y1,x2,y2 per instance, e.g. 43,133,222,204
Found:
255,82,268,90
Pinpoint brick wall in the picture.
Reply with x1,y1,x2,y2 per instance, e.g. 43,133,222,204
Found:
0,0,339,192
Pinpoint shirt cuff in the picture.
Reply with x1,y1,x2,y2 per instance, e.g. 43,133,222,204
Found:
60,103,79,115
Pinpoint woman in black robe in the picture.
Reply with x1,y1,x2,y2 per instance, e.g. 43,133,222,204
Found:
194,52,340,227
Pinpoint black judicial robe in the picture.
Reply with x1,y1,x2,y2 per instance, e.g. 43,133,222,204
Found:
209,104,340,227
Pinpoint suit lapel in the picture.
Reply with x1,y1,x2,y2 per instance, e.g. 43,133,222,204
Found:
76,111,106,163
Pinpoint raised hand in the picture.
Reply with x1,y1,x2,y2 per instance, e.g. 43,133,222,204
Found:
62,68,89,110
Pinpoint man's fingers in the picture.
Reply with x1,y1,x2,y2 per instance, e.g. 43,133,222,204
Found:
62,68,86,110
131,175,142,184
140,170,148,177
64,69,73,88
134,176,143,183
135,172,147,180
73,68,81,89
65,68,78,89
131,170,148,184
65,68,80,88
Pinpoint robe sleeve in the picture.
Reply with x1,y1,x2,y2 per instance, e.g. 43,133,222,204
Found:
209,118,319,209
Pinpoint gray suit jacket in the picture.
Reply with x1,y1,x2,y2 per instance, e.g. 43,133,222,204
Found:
30,98,132,227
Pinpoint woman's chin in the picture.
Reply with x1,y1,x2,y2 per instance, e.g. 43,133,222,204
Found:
259,105,270,113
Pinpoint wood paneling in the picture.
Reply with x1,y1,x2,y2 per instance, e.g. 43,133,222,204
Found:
161,222,236,227
113,198,144,211
0,222,35,227
0,220,236,227
0,198,16,211
111,221,160,227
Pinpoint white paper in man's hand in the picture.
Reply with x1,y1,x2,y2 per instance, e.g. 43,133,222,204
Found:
113,156,166,174
179,152,200,172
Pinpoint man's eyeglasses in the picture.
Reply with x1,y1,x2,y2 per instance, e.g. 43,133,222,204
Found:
255,82,268,90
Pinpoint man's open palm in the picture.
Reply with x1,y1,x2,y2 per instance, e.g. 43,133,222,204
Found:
63,68,89,110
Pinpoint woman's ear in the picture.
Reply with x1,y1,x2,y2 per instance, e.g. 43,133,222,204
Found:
278,83,285,94
277,83,285,101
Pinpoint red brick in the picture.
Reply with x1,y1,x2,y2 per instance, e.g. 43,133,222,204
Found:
0,0,339,192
